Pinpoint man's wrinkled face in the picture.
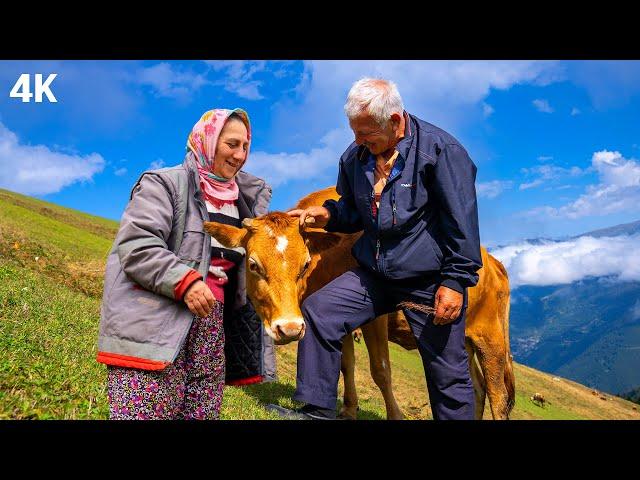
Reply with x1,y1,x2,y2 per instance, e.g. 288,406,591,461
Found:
349,114,398,155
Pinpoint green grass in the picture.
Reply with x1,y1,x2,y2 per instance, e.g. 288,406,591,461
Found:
0,262,108,419
0,188,118,241
0,201,113,261
513,391,585,420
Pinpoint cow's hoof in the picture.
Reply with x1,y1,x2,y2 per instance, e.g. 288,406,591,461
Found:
338,406,359,420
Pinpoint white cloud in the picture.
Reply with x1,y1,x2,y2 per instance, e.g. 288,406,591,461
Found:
490,234,640,288
0,122,104,195
247,128,353,188
631,300,640,320
149,159,165,170
519,164,586,190
114,167,127,176
120,59,303,105
533,99,554,113
525,150,640,219
136,63,209,100
571,107,581,116
519,179,545,190
538,155,553,162
592,150,640,186
206,61,268,100
483,102,494,118
477,180,513,198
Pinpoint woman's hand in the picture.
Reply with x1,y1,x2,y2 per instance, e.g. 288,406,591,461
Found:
184,280,216,317
287,206,331,228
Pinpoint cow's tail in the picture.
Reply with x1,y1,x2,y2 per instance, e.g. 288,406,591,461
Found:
496,260,516,416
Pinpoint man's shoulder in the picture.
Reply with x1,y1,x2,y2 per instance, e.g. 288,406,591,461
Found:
339,141,362,166
409,113,473,164
410,113,464,149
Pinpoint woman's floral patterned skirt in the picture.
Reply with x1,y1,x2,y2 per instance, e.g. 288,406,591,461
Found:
107,302,225,420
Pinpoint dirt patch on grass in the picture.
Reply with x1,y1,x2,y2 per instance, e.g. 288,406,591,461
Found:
0,225,105,298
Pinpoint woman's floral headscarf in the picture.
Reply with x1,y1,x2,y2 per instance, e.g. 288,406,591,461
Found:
186,108,251,205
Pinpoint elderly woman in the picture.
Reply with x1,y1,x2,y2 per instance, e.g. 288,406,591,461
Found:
97,109,275,420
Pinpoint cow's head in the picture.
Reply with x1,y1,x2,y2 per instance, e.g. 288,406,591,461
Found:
204,212,341,344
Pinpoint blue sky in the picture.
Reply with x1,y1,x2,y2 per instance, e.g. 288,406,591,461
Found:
1,60,640,249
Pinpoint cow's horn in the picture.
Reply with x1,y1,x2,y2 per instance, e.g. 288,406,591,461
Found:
242,218,254,228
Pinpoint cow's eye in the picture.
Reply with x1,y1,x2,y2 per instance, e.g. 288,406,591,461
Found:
298,259,311,280
248,258,264,277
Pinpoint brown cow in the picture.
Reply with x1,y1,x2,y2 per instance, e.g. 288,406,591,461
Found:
530,392,547,407
204,187,515,420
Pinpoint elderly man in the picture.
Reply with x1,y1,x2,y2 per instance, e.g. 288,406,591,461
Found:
271,78,482,420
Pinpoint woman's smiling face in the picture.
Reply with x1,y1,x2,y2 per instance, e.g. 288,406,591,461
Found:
211,117,249,179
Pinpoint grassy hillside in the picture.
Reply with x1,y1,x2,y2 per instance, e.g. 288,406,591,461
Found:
1,188,639,420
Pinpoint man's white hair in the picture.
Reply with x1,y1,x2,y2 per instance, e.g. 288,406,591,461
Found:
344,78,404,126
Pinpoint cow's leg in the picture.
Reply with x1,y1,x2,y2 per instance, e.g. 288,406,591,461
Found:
362,315,404,420
466,339,486,420
473,336,510,420
339,333,359,420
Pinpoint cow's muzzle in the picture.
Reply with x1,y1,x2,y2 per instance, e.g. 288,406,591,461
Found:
269,318,306,344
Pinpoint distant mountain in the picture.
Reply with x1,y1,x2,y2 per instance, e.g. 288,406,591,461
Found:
515,237,557,245
573,219,640,239
620,386,640,405
510,279,640,394
490,219,640,251
506,219,640,395
489,237,556,251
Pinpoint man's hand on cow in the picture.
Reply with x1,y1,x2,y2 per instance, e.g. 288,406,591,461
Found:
287,206,331,229
433,285,463,325
184,280,216,318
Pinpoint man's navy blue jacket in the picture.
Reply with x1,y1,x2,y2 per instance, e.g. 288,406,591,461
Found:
322,112,482,293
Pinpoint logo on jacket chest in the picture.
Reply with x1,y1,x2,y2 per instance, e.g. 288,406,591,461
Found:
401,183,416,188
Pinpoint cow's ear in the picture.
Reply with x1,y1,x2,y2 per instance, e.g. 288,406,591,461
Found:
203,221,248,248
304,231,342,255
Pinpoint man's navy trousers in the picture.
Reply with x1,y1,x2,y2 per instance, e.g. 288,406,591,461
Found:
293,266,475,420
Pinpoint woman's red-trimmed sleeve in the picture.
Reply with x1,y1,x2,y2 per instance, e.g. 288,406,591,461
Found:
174,269,203,300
